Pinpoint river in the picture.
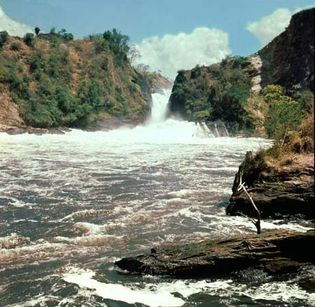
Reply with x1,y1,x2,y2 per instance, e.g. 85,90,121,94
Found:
0,90,314,306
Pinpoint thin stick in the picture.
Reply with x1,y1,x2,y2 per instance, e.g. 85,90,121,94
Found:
237,172,261,234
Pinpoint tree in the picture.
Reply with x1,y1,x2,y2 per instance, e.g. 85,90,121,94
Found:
35,27,40,36
103,28,130,63
128,45,140,63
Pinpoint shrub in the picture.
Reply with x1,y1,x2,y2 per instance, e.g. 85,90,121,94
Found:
23,33,35,47
10,41,22,51
294,90,314,112
262,85,304,141
0,31,9,47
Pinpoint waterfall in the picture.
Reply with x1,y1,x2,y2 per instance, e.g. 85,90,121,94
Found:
136,89,218,142
53,89,230,144
148,89,171,124
214,123,220,137
223,124,230,137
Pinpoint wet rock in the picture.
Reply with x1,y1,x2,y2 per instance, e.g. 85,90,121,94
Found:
115,230,315,278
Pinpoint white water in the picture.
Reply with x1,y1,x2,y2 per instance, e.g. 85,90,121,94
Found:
1,90,313,307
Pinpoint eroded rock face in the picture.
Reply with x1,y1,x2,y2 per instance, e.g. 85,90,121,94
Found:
259,8,315,93
0,91,25,131
226,152,315,219
116,230,315,278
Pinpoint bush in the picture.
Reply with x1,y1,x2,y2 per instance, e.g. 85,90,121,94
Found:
23,33,35,47
262,85,304,141
10,41,22,51
0,31,9,47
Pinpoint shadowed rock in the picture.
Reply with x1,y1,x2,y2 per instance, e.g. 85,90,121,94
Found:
227,151,314,219
116,230,315,278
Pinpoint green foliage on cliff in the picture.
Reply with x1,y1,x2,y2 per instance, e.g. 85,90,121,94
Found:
262,85,304,140
23,33,35,47
170,54,313,138
170,56,252,131
0,29,149,128
0,31,8,48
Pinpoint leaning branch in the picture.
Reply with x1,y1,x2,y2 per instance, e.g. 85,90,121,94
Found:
237,172,261,234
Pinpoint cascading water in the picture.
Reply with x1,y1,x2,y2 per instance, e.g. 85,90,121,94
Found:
86,88,214,144
0,92,312,307
148,89,171,123
145,89,230,140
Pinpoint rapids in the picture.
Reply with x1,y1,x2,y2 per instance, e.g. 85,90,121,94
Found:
0,90,314,306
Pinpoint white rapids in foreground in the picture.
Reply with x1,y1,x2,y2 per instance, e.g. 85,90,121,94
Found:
1,89,313,307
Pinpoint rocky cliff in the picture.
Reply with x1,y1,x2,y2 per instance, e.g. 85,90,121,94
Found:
259,8,314,93
168,8,314,135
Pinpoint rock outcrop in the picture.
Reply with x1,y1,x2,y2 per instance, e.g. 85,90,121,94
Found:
259,8,314,93
0,91,25,131
116,230,315,278
226,152,314,219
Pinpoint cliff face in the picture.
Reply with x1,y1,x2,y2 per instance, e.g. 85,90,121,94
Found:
259,8,314,93
0,32,164,130
169,8,314,133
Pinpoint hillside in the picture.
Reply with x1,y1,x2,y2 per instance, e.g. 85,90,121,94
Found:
0,29,169,131
169,8,314,136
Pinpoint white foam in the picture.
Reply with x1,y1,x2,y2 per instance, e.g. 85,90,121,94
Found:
241,281,315,304
63,267,315,306
63,268,185,306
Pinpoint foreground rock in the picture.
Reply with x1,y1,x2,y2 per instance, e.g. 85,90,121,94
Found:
227,152,314,219
116,230,315,278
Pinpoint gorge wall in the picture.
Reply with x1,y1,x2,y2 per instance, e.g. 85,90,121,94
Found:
168,8,314,135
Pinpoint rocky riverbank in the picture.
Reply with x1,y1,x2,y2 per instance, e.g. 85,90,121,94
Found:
0,123,70,135
116,230,315,278
227,152,314,219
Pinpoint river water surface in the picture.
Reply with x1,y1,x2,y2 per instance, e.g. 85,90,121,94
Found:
0,91,314,306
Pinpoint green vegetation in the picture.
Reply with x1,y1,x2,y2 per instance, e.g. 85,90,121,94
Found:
170,56,252,131
10,41,22,51
0,29,149,128
0,31,8,48
262,85,304,140
23,33,35,47
170,55,313,140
